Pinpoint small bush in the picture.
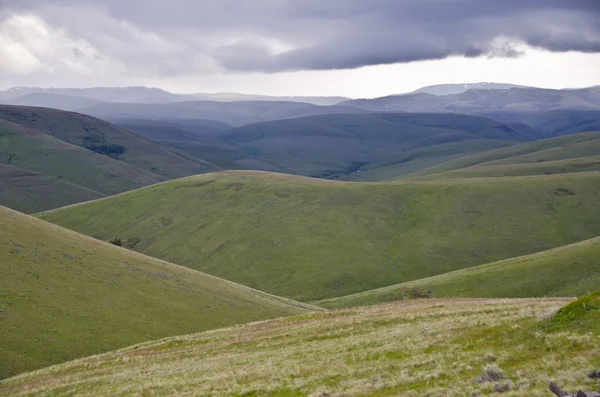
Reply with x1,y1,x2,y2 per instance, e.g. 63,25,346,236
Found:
107,237,122,246
476,364,504,383
492,381,512,393
123,236,141,249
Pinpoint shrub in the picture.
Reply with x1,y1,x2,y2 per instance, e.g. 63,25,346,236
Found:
107,237,122,246
476,364,504,383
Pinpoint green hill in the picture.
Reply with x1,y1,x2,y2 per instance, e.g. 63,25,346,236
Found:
0,119,166,197
0,164,103,213
39,170,600,302
405,131,600,180
0,105,221,179
218,112,527,178
319,237,600,309
0,205,317,379
3,297,598,396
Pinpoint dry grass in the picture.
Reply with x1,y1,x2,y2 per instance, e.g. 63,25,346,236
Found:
2,298,598,396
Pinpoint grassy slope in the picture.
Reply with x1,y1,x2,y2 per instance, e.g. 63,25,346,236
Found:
405,131,600,180
0,119,166,196
0,105,221,179
0,164,103,213
544,290,600,334
319,237,600,309
3,298,599,396
347,139,515,181
0,205,317,379
418,155,600,180
39,170,600,302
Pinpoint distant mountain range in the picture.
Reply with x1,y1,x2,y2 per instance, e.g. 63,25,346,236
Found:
0,86,349,108
342,86,600,113
2,84,599,118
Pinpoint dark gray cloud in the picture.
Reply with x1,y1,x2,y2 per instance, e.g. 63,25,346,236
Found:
2,0,600,73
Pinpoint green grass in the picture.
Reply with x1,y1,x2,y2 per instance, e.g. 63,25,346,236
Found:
543,291,600,334
39,170,600,302
2,297,598,396
0,105,221,179
319,237,600,309
417,155,600,180
0,119,166,196
0,164,103,213
347,139,516,181
0,205,318,379
405,131,600,180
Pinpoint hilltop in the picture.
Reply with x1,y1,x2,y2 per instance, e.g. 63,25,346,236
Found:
39,170,600,302
319,237,600,309
3,297,597,396
0,205,317,379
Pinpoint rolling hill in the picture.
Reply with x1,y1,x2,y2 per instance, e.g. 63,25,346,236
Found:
3,297,596,396
39,170,600,302
0,119,166,199
345,139,518,182
0,205,317,379
405,131,600,180
319,237,600,309
0,164,103,213
217,112,528,178
0,105,222,179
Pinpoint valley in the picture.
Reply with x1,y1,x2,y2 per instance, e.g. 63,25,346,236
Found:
0,82,599,396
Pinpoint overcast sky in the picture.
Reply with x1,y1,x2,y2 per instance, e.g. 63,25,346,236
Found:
1,0,599,97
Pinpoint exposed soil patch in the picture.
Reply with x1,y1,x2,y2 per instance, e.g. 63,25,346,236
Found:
228,183,245,191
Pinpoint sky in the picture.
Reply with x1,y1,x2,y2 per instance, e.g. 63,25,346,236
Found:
1,0,599,98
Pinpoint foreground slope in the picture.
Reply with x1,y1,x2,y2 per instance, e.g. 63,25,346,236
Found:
0,105,221,179
319,237,600,309
406,131,600,180
0,206,316,379
40,171,600,302
0,164,103,213
4,298,598,396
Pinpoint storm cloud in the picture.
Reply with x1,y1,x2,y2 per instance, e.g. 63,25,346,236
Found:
1,0,599,77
